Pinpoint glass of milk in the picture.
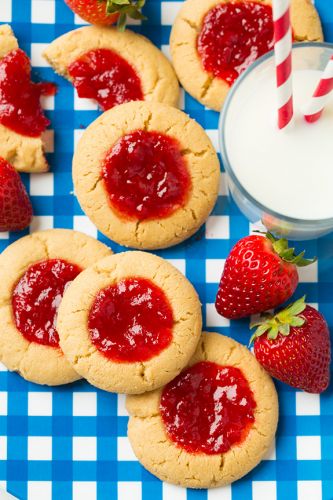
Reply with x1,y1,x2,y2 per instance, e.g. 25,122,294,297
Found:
220,43,333,240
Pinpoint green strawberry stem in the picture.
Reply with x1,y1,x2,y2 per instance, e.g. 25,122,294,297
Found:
249,296,307,344
255,230,316,267
103,0,146,31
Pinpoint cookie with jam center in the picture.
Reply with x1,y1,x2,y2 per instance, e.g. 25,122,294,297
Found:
0,229,112,385
170,0,323,111
43,26,180,110
72,100,221,249
127,332,278,488
57,251,202,394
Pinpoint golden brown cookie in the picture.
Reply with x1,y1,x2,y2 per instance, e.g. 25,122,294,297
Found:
170,0,323,111
57,251,202,394
43,26,180,109
127,332,279,488
0,25,50,173
0,229,112,386
73,100,221,249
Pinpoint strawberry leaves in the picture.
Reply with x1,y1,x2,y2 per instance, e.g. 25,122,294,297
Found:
265,232,316,267
104,0,146,31
250,296,307,343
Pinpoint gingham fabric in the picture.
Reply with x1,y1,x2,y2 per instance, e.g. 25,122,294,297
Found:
0,1,332,499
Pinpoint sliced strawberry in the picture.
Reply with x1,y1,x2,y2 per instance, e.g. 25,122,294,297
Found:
251,297,331,393
215,232,315,319
0,158,33,232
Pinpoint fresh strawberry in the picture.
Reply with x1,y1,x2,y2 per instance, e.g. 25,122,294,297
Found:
64,0,146,31
251,297,331,393
0,158,33,232
215,232,315,319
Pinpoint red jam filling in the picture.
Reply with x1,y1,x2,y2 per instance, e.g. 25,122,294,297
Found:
88,277,173,362
197,2,274,85
67,48,144,111
12,259,82,347
102,130,191,220
0,49,56,137
160,361,256,455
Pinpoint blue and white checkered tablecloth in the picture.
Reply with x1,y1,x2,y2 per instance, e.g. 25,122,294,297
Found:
0,0,332,499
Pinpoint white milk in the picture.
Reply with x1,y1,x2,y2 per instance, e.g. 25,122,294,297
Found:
224,65,333,221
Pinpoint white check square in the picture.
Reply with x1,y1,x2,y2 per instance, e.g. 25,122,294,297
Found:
166,259,186,275
298,261,318,283
30,216,54,233
117,394,128,417
31,0,55,24
73,437,97,461
249,221,265,235
0,393,7,416
74,93,98,111
73,392,97,417
163,483,187,500
118,482,142,500
30,43,50,67
40,94,55,111
297,436,321,460
28,481,52,500
205,259,225,283
74,129,85,148
206,303,230,327
206,130,219,153
30,173,54,196
0,437,7,460
252,481,277,500
117,437,137,461
298,481,322,500
161,44,171,61
161,2,182,25
207,485,231,500
0,1,12,22
28,436,52,461
74,14,90,25
28,392,52,416
73,216,98,238
73,482,97,500
219,173,228,196
206,216,230,239
263,439,276,460
296,392,320,416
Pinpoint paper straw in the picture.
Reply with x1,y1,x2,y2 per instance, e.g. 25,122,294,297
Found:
272,0,293,129
303,55,333,123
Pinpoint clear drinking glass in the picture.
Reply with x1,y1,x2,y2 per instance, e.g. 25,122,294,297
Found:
219,42,333,240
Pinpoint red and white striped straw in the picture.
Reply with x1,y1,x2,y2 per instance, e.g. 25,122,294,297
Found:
272,0,293,129
303,55,333,123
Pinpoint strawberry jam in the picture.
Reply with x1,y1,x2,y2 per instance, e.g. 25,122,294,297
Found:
102,130,191,220
160,361,256,454
197,2,274,85
67,48,144,110
0,49,56,137
12,259,82,347
88,277,173,362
